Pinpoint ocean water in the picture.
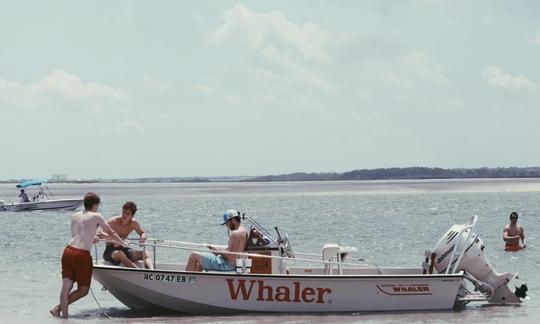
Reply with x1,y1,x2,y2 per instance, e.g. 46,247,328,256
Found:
0,179,538,323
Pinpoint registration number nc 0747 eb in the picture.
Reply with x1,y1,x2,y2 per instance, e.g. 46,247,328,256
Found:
143,273,189,283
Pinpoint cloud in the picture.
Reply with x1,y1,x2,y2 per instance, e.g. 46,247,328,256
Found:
480,16,494,24
222,94,244,106
482,66,537,91
142,75,173,91
189,83,214,94
448,97,464,108
113,120,144,132
192,14,206,25
209,4,349,91
398,50,448,85
210,4,334,65
188,82,244,106
0,69,129,111
0,70,143,131
365,49,449,90
532,32,540,46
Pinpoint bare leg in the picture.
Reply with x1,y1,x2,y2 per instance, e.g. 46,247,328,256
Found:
144,251,154,269
112,250,138,268
185,252,204,271
59,278,73,318
51,279,90,319
132,250,154,269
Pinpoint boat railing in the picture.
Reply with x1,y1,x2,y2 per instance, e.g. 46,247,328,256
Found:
93,238,381,272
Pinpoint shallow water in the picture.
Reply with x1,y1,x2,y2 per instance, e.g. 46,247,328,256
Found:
0,179,538,323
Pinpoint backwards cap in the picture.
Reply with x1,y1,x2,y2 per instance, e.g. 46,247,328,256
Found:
221,209,240,225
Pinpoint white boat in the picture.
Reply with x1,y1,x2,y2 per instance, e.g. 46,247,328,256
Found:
92,215,527,314
0,180,83,212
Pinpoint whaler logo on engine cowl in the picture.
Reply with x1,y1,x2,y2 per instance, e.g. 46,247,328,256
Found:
376,284,432,296
226,279,333,303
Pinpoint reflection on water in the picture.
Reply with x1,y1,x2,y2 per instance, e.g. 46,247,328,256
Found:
0,179,538,323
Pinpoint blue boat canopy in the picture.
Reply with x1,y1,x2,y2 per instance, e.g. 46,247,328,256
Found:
16,179,48,189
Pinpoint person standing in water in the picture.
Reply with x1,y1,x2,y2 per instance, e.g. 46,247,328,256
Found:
503,212,526,251
49,192,126,318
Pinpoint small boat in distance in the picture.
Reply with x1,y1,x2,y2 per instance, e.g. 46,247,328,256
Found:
0,179,83,212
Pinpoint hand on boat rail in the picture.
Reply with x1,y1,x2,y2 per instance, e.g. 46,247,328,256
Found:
94,238,129,247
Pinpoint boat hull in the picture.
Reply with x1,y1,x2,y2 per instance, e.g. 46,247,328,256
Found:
0,198,83,211
93,265,464,314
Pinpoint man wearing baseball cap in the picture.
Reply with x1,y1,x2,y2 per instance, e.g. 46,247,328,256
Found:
185,209,248,272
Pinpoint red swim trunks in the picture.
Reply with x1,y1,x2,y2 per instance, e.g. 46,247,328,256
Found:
504,244,523,252
61,245,93,287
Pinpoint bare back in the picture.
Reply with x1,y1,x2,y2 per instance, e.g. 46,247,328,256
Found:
68,210,108,251
224,225,249,264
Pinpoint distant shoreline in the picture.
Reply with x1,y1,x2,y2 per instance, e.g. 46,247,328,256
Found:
2,166,539,183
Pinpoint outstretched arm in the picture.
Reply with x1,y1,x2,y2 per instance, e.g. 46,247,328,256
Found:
97,216,127,246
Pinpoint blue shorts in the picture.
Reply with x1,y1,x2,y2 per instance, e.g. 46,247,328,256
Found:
200,252,235,271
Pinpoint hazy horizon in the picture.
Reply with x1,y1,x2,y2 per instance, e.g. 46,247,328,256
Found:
1,165,539,182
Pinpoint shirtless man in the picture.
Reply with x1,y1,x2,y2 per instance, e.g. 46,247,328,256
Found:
101,201,154,269
185,209,248,272
503,212,526,251
50,192,126,319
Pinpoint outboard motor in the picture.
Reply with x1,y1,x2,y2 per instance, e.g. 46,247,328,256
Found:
431,215,526,304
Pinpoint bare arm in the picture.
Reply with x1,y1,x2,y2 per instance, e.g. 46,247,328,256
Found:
503,227,511,241
132,220,147,243
503,226,518,241
503,226,522,246
97,216,127,246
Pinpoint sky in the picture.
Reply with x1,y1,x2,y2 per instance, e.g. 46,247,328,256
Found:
1,0,539,180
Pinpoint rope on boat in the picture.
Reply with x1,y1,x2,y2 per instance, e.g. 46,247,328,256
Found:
90,286,111,319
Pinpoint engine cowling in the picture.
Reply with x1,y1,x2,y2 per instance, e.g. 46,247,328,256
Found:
431,218,523,304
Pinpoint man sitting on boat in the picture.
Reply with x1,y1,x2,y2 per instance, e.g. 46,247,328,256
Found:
185,209,248,272
99,201,154,269
503,212,526,251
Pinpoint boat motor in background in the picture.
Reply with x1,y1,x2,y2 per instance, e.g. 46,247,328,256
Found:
430,215,527,305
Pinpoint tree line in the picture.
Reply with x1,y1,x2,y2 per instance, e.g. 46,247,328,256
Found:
247,167,540,182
